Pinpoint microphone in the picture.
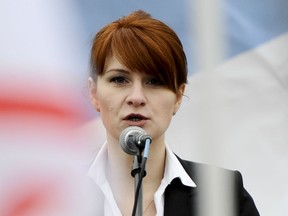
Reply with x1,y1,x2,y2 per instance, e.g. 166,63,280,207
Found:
119,126,151,155
120,126,152,216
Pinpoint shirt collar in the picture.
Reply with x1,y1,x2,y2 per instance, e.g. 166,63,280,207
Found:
87,142,108,187
87,142,196,216
164,143,196,187
87,142,196,188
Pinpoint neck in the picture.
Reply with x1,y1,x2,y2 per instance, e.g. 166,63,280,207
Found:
106,134,166,184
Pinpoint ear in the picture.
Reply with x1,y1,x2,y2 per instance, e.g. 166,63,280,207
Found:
88,77,100,112
173,84,186,115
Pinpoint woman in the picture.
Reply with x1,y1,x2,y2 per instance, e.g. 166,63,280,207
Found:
87,10,259,216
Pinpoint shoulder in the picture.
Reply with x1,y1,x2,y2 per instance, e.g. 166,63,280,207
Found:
175,154,238,183
174,154,246,194
175,154,260,216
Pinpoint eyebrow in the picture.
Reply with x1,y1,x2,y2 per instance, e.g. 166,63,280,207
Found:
105,68,131,74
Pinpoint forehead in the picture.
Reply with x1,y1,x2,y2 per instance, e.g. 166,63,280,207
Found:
102,52,169,87
104,54,148,75
104,55,124,71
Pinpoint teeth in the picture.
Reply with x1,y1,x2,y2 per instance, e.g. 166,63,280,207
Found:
130,117,142,121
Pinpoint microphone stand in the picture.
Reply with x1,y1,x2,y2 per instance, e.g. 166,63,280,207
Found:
131,137,151,216
131,155,144,216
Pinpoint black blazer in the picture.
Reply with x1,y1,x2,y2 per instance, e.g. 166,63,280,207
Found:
89,155,260,215
164,156,260,216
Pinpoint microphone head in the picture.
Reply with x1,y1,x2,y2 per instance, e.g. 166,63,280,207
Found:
119,126,146,155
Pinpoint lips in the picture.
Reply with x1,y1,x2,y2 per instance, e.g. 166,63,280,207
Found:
123,113,148,126
124,113,148,121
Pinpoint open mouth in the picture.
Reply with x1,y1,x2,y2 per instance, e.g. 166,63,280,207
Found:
124,114,147,122
129,116,143,122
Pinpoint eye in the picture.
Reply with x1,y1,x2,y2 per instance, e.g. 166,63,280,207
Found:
110,76,128,85
146,77,164,86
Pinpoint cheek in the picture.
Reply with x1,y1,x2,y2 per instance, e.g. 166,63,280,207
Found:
154,95,177,116
97,97,114,128
97,89,124,115
99,96,114,112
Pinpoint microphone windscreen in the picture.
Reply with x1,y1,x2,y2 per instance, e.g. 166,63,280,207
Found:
119,126,146,155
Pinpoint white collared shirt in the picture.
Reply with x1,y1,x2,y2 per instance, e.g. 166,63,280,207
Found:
87,142,196,216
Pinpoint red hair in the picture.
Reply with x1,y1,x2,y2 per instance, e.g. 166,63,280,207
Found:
90,10,187,93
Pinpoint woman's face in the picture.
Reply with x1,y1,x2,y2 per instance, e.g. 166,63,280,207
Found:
89,55,185,143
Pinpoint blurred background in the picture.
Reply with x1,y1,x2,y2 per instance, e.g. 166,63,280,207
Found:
1,0,287,215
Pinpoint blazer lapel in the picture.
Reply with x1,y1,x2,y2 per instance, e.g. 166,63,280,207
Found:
164,177,199,216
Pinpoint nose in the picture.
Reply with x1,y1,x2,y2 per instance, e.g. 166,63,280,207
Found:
126,82,147,107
